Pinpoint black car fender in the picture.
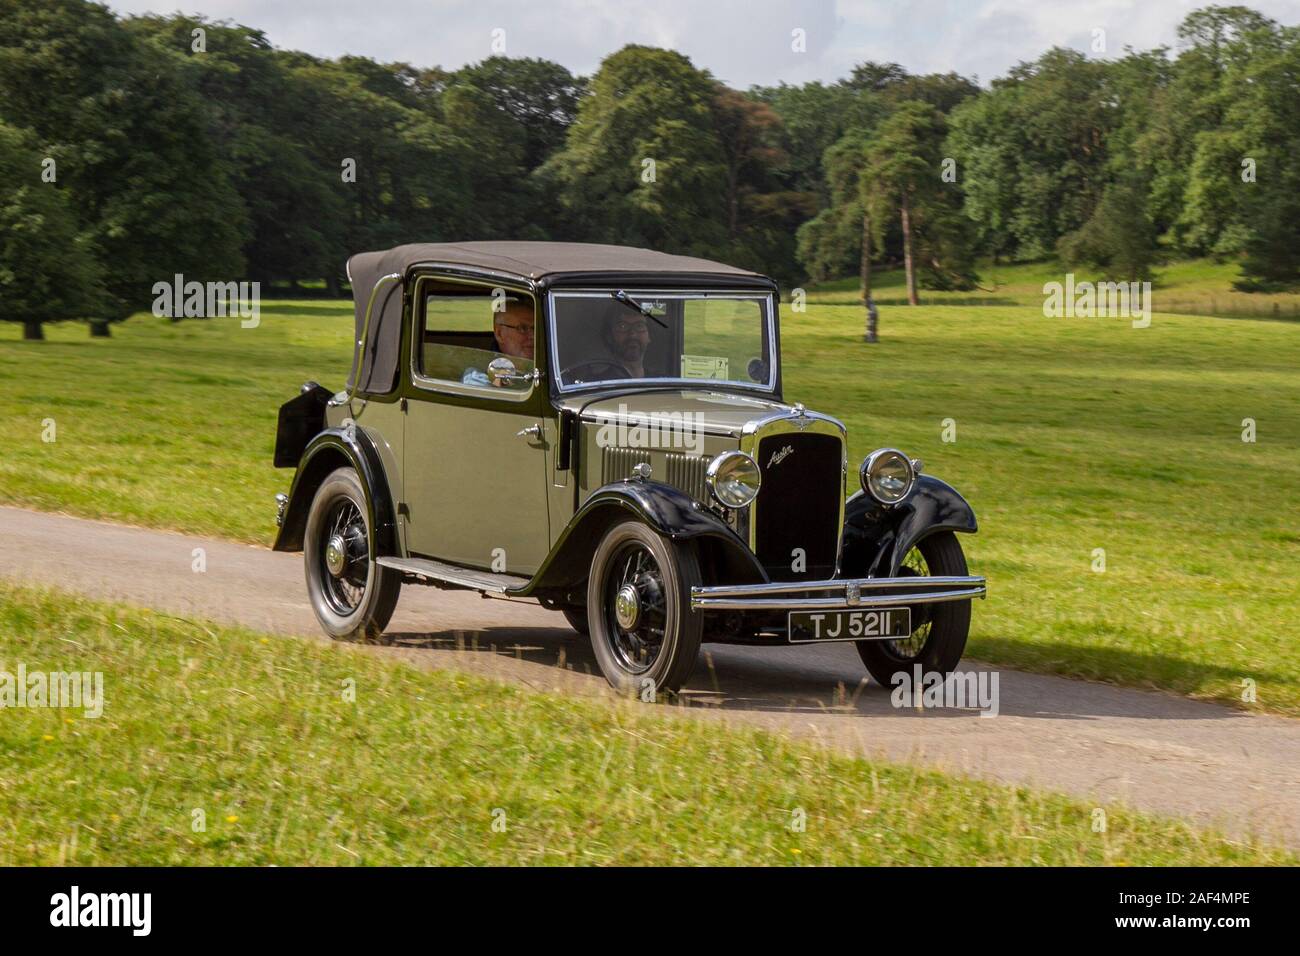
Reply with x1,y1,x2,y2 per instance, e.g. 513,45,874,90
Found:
839,474,978,578
521,480,767,597
272,426,398,557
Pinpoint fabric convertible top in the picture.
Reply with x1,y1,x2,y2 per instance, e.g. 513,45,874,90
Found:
344,241,775,394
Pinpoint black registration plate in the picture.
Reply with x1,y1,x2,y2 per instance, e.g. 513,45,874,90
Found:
788,607,912,643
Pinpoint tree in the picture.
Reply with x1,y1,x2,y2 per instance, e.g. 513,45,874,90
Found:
0,123,103,339
1232,24,1300,288
455,56,585,173
0,0,246,322
1057,178,1157,281
794,129,871,283
707,85,813,282
946,49,1114,261
861,102,951,305
751,80,879,204
125,16,346,288
544,46,728,256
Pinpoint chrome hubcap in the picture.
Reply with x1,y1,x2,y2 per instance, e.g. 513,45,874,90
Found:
325,534,348,577
614,584,641,630
603,543,668,675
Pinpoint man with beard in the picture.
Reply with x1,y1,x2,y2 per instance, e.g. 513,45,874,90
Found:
601,311,653,379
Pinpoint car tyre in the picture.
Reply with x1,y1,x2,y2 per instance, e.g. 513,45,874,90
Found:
304,466,401,642
587,520,703,697
855,531,971,686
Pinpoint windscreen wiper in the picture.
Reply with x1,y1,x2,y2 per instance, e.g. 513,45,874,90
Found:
610,290,669,329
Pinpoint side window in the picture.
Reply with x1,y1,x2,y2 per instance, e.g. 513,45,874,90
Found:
417,283,536,392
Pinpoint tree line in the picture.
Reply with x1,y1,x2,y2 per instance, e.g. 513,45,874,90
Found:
1,0,1297,338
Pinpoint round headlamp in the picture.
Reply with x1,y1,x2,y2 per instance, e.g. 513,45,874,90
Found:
860,448,915,504
706,451,761,509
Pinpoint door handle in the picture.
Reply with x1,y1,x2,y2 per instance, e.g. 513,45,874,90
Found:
516,424,543,441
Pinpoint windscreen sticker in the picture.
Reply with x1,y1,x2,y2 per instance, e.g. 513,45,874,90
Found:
680,355,729,379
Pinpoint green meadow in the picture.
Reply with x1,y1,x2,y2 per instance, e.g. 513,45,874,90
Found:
1,291,1298,713
0,584,1289,866
808,257,1300,319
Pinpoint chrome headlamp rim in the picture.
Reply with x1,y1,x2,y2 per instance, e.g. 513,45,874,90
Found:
860,447,916,505
705,450,762,509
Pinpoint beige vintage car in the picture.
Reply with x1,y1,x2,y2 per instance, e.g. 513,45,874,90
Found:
272,242,985,695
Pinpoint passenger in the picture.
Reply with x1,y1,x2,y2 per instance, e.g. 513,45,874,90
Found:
462,298,534,386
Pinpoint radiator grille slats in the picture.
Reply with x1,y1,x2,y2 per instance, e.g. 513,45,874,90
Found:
601,447,708,501
753,432,842,581
665,452,708,502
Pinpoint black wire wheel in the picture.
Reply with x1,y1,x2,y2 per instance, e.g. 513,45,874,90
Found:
587,520,703,696
304,466,401,642
855,531,971,687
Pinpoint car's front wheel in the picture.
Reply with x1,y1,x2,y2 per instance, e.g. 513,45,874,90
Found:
855,531,971,686
587,520,703,697
304,466,401,642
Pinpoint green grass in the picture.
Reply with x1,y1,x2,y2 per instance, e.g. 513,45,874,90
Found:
1,301,1298,714
0,583,1289,865
784,303,1300,713
0,304,355,541
806,257,1300,318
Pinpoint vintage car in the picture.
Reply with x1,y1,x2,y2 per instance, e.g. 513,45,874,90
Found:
272,242,985,695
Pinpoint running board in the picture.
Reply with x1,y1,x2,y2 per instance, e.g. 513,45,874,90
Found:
376,556,529,594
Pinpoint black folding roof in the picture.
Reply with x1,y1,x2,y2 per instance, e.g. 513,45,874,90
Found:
345,241,775,394
348,240,771,286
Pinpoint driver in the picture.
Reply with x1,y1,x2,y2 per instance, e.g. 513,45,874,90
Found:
601,312,652,378
462,298,534,386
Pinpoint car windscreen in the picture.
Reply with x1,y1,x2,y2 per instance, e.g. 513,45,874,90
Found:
550,291,775,391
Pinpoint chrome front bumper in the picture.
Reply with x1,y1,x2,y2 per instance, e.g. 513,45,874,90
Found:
689,575,987,611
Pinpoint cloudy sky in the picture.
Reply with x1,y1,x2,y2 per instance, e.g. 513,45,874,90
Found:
106,0,1300,87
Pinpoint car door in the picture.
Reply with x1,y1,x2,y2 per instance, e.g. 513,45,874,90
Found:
402,275,551,574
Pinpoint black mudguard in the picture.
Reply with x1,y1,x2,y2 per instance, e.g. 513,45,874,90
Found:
840,474,978,578
274,382,334,468
521,479,766,596
271,426,397,557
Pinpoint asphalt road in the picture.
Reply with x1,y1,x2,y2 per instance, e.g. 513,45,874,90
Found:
3,504,1297,848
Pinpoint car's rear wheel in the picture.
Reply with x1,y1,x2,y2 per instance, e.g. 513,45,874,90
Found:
855,531,971,686
304,466,401,642
587,520,703,697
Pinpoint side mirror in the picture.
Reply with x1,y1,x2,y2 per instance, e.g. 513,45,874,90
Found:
487,356,536,388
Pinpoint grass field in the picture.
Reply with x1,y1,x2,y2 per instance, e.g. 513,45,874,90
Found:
807,257,1300,319
0,583,1290,865
1,299,1298,714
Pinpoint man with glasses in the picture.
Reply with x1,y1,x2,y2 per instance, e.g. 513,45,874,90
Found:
602,312,652,379
461,297,534,387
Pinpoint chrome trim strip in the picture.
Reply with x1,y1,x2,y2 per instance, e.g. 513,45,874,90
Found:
692,587,986,611
690,575,987,611
376,555,530,593
696,575,985,598
347,272,401,402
